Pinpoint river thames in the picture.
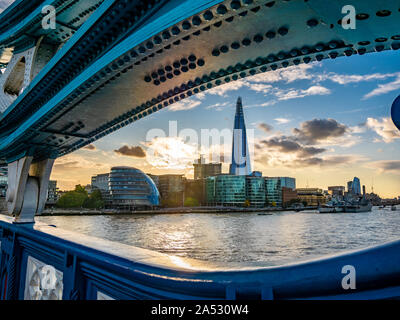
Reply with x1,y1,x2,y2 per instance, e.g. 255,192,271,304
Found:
37,206,399,267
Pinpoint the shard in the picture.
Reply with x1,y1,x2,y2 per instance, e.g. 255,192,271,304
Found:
229,97,251,176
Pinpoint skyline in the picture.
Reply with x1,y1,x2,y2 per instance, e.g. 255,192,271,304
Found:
51,50,400,197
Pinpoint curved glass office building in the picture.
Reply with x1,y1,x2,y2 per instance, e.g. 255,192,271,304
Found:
109,166,160,209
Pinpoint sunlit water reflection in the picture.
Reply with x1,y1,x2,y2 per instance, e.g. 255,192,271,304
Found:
37,207,400,266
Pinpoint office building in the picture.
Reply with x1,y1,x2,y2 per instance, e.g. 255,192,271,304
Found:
91,173,109,191
46,180,59,205
265,177,282,207
246,175,266,207
347,181,353,193
91,173,111,205
109,166,159,209
184,179,206,206
158,174,185,207
282,187,298,207
296,188,327,206
265,177,296,207
328,186,345,197
193,155,222,180
147,174,160,190
351,177,361,195
279,177,296,190
230,97,251,176
206,174,247,206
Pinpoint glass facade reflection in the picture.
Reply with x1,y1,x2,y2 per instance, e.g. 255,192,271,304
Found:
351,177,361,195
206,175,246,206
109,166,160,209
265,178,282,206
246,176,266,207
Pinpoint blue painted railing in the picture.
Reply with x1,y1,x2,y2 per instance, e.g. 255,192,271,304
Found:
1,214,400,300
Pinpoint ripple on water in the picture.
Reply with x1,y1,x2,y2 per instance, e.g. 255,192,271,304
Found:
36,209,400,266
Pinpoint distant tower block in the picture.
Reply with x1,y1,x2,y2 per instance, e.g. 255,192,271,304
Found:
351,177,361,195
229,97,251,176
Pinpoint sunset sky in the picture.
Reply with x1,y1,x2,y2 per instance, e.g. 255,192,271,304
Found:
49,50,400,198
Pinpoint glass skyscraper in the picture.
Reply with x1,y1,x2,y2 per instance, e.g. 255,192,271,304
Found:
351,177,361,195
230,97,251,176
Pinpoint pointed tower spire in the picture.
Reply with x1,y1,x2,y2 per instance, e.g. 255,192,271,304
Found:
230,97,251,175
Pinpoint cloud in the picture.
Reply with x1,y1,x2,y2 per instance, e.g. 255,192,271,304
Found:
272,85,331,101
275,118,291,124
365,117,400,143
169,98,202,111
247,64,400,102
249,64,314,83
249,83,273,94
206,80,247,96
144,136,197,169
257,123,273,133
258,136,326,157
83,144,96,151
54,161,81,170
114,145,146,158
205,102,229,111
292,118,348,145
368,160,400,173
291,155,364,168
254,116,365,171
259,101,276,107
363,75,400,99
318,72,400,85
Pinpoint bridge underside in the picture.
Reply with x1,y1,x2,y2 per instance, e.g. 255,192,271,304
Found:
0,0,399,164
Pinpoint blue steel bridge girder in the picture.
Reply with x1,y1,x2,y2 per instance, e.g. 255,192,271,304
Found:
0,0,105,49
1,0,399,163
0,0,399,219
0,0,169,143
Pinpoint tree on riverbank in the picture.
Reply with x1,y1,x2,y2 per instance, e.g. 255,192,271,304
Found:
56,185,104,209
184,197,199,207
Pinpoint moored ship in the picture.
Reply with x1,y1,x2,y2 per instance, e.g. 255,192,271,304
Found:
344,198,373,213
318,200,345,214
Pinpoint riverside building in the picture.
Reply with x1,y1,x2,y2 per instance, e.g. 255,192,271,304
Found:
157,174,185,207
109,166,160,210
193,155,222,180
296,188,326,206
206,174,247,206
265,177,296,207
246,175,266,207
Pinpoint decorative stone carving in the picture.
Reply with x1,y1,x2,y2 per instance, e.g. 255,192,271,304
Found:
24,256,63,300
97,291,115,300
